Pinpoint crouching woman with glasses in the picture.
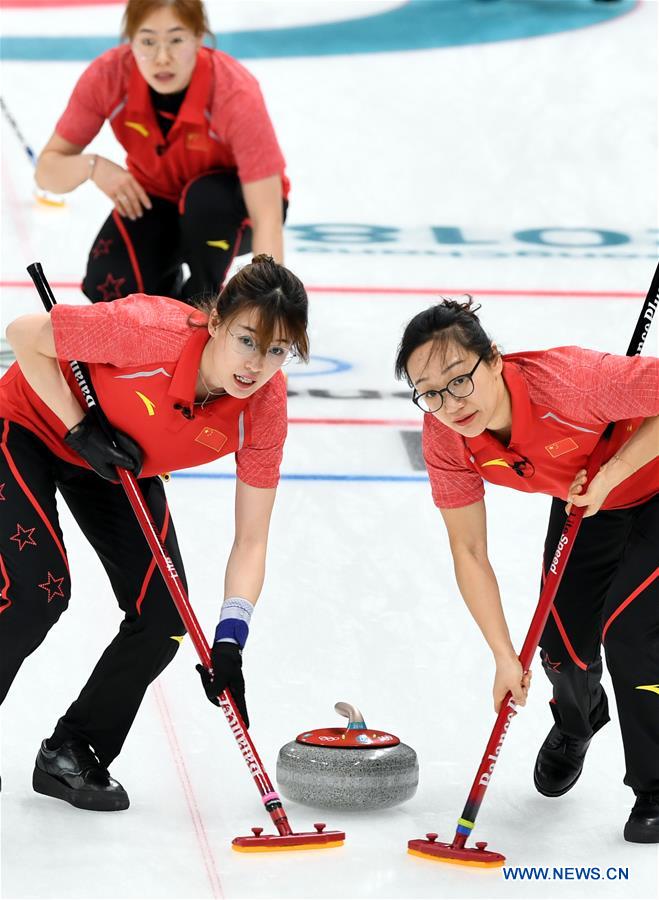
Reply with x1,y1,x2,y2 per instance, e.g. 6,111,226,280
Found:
35,0,288,303
0,255,307,812
395,298,659,842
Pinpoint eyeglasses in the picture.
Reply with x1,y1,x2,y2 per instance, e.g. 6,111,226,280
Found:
226,325,296,369
132,34,197,61
412,354,484,413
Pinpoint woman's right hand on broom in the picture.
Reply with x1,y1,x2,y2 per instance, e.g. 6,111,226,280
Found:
64,414,143,480
493,653,531,712
197,642,249,727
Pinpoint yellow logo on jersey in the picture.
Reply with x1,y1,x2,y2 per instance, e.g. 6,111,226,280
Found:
482,458,511,469
135,391,156,416
206,239,230,250
635,684,659,696
126,121,149,138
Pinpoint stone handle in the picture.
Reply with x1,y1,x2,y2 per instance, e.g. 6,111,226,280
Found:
334,701,367,730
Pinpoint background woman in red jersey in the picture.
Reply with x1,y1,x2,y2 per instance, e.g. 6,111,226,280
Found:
35,0,287,304
0,255,308,811
395,299,659,843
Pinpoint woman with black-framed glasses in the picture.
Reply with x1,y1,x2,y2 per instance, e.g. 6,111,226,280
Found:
395,297,659,843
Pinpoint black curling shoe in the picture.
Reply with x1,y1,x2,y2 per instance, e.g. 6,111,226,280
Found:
624,794,659,843
533,725,592,797
33,740,129,811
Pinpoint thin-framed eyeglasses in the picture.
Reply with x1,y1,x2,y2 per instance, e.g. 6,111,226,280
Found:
412,354,484,413
132,33,197,61
226,325,296,369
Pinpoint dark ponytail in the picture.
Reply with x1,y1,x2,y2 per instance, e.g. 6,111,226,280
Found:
198,254,309,361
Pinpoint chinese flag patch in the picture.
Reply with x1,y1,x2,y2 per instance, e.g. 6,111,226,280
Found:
186,131,207,150
545,437,579,458
195,427,227,453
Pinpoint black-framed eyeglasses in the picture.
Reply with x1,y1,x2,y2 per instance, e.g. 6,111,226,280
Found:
412,354,484,413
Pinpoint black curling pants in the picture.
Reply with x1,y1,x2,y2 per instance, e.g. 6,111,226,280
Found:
0,420,187,766
82,170,254,306
539,494,659,794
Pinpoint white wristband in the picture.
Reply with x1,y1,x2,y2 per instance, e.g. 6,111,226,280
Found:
214,596,254,648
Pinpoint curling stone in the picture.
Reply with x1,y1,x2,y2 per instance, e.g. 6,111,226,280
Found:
276,702,418,810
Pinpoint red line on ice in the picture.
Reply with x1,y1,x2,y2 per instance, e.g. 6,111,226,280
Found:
153,683,224,899
0,279,644,299
305,286,645,298
289,417,419,427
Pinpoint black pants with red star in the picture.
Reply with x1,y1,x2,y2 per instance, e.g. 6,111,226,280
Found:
82,170,257,306
538,493,659,795
0,420,187,766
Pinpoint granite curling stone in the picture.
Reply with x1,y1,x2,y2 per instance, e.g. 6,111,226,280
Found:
276,702,418,810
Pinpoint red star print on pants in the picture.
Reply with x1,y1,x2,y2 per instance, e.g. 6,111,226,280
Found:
544,654,562,672
97,273,126,301
92,238,113,259
0,483,5,501
38,572,66,603
10,523,37,551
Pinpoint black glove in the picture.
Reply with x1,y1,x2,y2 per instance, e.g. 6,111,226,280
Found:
64,414,143,480
196,642,249,727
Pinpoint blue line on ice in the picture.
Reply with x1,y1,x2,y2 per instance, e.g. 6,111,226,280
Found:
0,0,634,62
171,472,428,482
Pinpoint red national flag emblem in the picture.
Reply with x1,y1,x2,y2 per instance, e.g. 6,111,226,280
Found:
545,437,579,458
195,427,227,453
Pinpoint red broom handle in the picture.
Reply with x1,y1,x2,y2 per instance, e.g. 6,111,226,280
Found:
116,469,292,835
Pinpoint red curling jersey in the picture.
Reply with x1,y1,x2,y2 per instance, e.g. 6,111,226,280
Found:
423,347,659,511
55,45,289,203
0,296,288,488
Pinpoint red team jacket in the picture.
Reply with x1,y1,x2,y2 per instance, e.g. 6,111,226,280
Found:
55,45,289,203
423,347,659,511
0,296,287,488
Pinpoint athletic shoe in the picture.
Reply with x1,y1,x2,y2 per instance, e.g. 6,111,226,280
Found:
533,725,592,797
624,794,659,843
33,740,129,811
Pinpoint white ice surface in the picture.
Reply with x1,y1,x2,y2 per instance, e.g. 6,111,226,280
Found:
1,2,658,898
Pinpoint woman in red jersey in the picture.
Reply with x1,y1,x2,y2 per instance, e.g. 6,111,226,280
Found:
35,0,287,303
0,255,307,811
395,299,659,843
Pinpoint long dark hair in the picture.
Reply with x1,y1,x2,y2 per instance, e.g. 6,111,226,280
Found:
205,255,310,362
395,297,496,387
